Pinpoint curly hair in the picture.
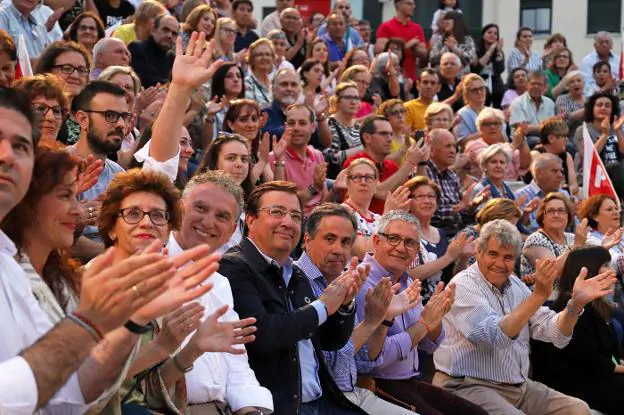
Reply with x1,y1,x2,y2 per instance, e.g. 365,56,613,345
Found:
98,169,183,247
12,73,69,112
35,40,93,75
584,91,620,124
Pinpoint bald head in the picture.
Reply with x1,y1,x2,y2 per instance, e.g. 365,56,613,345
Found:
430,128,457,169
280,7,301,35
94,38,131,69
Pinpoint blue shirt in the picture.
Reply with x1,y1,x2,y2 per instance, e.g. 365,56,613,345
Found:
0,1,50,57
321,33,348,63
296,252,381,392
317,24,363,48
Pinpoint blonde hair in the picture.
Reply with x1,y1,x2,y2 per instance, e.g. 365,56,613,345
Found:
424,102,453,129
340,64,368,83
246,38,276,69
461,73,486,103
329,81,359,114
98,66,141,95
346,157,378,179
135,0,166,25
213,17,236,60
183,5,217,38
377,99,404,116
476,198,522,225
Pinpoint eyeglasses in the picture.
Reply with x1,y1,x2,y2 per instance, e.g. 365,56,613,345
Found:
257,205,304,224
387,108,407,117
33,102,64,120
481,121,502,128
83,110,133,124
52,64,90,77
118,207,170,226
469,86,487,93
221,27,237,34
252,52,274,58
78,25,98,31
545,208,568,216
378,232,419,250
348,174,377,183
413,194,437,201
339,95,361,102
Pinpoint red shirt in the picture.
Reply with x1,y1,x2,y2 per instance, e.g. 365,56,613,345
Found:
376,17,426,81
343,152,399,215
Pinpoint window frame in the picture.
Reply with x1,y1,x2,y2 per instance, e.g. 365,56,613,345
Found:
519,0,553,35
587,0,622,34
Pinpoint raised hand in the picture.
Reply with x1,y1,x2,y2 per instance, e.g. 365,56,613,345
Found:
571,267,617,307
386,279,422,320
332,169,348,192
523,197,541,215
384,185,411,214
600,116,612,136
574,218,589,248
364,277,393,327
272,130,290,162
453,181,477,213
405,138,430,167
420,282,451,331
155,302,204,354
205,95,226,116
46,7,64,32
532,258,559,300
190,305,257,354
257,132,270,164
602,227,623,250
470,184,491,207
77,155,104,194
172,31,224,90
319,260,361,314
447,233,475,260
512,121,528,147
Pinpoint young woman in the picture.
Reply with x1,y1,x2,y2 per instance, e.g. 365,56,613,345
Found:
206,62,245,140
501,67,528,115
507,27,543,73
429,11,476,72
299,59,325,98
472,23,505,108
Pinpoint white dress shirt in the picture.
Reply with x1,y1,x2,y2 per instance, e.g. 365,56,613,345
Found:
0,230,87,415
580,49,621,93
165,233,274,413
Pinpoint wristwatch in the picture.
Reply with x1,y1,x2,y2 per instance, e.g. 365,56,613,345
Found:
173,354,194,373
338,299,356,314
566,299,585,317
244,411,265,415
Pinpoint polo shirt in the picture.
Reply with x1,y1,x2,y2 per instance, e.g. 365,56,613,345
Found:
262,100,322,148
343,151,399,214
404,97,430,131
269,146,327,216
320,33,350,63
376,17,426,81
235,27,258,53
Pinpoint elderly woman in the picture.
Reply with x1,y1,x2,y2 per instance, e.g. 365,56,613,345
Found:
531,117,579,196
580,194,624,264
520,192,582,291
13,74,68,146
67,12,106,52
424,102,454,132
181,5,217,49
453,197,522,273
405,176,474,300
369,52,402,101
455,73,488,145
555,70,585,143
463,107,531,180
470,143,516,204
244,38,275,107
378,99,413,165
341,158,381,259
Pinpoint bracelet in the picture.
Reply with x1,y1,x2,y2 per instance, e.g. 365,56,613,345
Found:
565,299,585,317
68,312,103,343
418,319,431,333
417,161,428,166
172,353,194,373
382,319,395,327
317,113,327,122
124,319,152,334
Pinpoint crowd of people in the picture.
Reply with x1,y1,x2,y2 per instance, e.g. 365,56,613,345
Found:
2,0,624,414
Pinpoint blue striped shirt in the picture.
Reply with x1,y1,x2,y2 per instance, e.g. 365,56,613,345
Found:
0,1,50,58
296,252,381,392
514,181,569,233
433,263,571,384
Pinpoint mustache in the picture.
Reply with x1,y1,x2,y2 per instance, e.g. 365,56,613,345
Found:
108,128,125,137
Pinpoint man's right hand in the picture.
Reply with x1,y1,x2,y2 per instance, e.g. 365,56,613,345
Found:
319,269,357,315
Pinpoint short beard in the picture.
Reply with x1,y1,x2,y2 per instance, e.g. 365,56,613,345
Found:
280,96,298,106
86,127,122,156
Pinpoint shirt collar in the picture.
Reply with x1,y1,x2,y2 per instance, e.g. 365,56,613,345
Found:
286,145,313,161
0,230,17,257
528,180,545,197
296,251,326,285
247,237,293,269
9,1,35,23
362,252,408,284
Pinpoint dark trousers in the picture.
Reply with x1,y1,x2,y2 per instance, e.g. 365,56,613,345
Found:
374,377,488,415
300,395,362,415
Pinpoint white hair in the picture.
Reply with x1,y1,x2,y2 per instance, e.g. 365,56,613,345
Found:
441,52,461,66
564,70,584,88
595,31,613,42
476,107,505,130
93,38,124,67
479,143,512,171
478,219,523,258
376,211,421,237
530,153,562,176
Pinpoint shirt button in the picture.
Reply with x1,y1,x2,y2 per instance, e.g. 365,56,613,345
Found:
294,394,298,399
293,357,297,362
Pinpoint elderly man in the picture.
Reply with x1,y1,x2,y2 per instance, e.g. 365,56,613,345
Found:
259,0,293,37
514,153,568,232
0,0,50,57
262,68,330,147
129,14,178,88
317,0,363,49
405,69,441,132
165,171,273,415
437,52,465,112
280,7,307,69
92,37,131,79
433,219,614,414
354,210,488,415
509,71,556,147
580,32,621,93
220,181,365,414
298,203,420,415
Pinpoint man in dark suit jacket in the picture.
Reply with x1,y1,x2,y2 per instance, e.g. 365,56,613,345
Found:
128,14,178,88
219,181,366,415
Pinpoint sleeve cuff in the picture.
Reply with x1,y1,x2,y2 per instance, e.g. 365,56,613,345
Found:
311,300,328,326
0,357,38,414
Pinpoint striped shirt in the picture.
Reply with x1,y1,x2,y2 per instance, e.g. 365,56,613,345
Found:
506,48,543,73
0,1,50,58
426,161,462,229
297,252,382,392
324,117,362,178
433,263,571,385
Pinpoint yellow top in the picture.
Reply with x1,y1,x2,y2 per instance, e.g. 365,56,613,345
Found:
404,97,430,132
389,135,416,165
112,23,137,45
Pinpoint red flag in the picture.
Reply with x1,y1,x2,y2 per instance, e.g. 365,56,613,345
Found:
582,123,620,206
14,35,32,81
620,27,624,80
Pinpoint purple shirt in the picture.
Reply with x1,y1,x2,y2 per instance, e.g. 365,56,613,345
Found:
355,253,445,380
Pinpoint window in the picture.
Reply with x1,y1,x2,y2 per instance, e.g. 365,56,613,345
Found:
520,0,552,34
587,0,621,34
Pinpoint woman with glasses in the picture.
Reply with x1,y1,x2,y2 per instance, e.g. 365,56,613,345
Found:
324,82,364,178
339,65,374,119
198,134,252,252
13,74,68,146
212,17,238,62
463,107,531,180
67,12,106,52
36,41,92,145
244,38,275,107
455,74,488,146
341,158,381,259
469,144,515,207
181,5,217,49
520,192,582,292
546,47,577,100
378,99,414,165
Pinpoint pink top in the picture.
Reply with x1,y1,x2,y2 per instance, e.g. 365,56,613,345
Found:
464,138,527,180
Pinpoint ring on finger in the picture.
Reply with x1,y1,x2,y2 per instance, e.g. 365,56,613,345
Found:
132,285,140,297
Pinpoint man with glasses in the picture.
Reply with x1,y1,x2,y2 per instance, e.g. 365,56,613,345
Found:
355,210,489,415
129,14,178,88
0,0,50,57
375,0,427,82
405,69,441,132
509,71,555,148
343,116,428,214
220,181,365,414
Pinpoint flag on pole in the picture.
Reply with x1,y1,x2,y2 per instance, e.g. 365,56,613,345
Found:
620,26,624,80
14,35,32,80
582,122,620,206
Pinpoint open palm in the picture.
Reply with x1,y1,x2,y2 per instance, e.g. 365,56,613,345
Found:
192,305,257,354
386,279,422,320
572,267,617,306
172,32,224,90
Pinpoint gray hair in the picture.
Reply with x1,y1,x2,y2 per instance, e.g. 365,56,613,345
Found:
564,70,584,88
98,65,141,96
376,210,421,237
479,143,512,171
530,152,562,177
478,219,523,258
183,170,245,217
272,67,299,87
441,52,461,66
476,107,505,130
266,29,287,40
429,127,455,145
595,31,613,42
305,203,357,240
93,38,123,66
375,52,398,77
